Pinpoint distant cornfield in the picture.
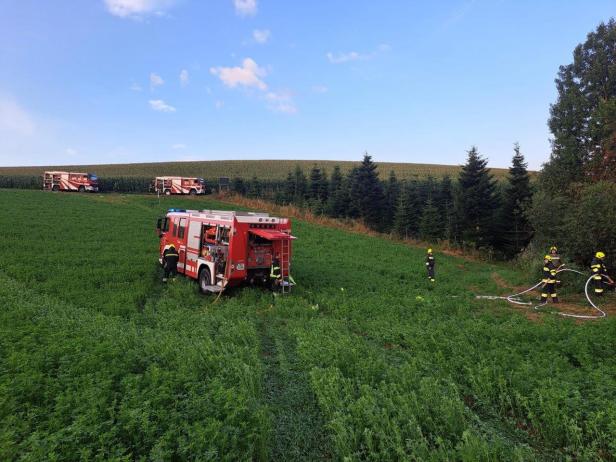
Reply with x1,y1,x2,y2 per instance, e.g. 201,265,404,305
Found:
0,159,518,181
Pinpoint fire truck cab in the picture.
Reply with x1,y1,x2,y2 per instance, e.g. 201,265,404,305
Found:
43,171,99,192
156,208,296,293
154,177,206,196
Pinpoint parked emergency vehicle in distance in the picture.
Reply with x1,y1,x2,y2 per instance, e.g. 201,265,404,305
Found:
43,171,99,192
156,208,296,293
153,177,206,195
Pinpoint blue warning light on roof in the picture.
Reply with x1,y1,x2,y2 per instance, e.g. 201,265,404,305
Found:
168,208,186,213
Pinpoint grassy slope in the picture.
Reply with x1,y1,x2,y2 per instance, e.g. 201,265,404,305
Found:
1,190,615,461
0,159,516,181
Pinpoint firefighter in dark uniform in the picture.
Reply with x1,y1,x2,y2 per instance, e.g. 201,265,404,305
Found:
540,255,559,304
590,252,613,296
549,246,563,285
426,248,435,282
270,256,282,289
162,244,179,282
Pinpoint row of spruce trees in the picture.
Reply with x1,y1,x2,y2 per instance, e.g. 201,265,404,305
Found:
230,145,532,260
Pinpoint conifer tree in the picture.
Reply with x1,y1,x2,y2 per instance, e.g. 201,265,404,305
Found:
499,143,533,257
437,175,455,240
292,165,308,204
419,199,442,241
383,171,401,232
544,19,616,191
232,177,247,195
309,165,323,202
247,176,261,198
326,166,348,217
455,146,499,248
394,181,420,238
283,171,295,204
319,169,329,203
349,153,385,230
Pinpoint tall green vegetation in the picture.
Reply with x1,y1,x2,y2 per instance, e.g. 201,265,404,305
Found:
534,18,616,268
2,190,615,460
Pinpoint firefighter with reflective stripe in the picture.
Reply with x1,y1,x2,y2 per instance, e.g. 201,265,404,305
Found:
270,256,282,288
590,252,613,296
162,244,179,282
540,255,559,303
549,246,562,267
549,245,563,285
426,248,435,282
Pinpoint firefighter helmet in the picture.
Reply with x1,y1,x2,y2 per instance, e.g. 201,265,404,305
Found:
169,243,176,249
427,248,433,253
550,246,558,252
596,251,605,259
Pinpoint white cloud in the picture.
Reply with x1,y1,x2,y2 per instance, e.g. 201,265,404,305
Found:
130,82,143,92
326,44,390,64
253,29,270,44
150,72,164,89
172,143,186,149
104,0,178,19
264,90,297,114
210,58,267,90
312,85,328,94
149,99,176,112
233,0,257,16
179,69,189,87
0,98,35,135
326,51,364,64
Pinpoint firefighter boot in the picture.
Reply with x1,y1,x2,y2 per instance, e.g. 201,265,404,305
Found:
552,295,559,303
162,277,168,283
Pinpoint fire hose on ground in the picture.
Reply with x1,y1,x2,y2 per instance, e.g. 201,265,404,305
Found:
476,267,611,320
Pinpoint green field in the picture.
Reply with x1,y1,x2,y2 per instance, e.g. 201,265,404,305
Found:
0,159,516,181
1,189,615,461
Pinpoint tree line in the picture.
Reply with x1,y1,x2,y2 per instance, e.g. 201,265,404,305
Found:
231,147,532,260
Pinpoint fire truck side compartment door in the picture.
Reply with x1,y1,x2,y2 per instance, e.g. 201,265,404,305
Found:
185,219,202,277
187,220,202,250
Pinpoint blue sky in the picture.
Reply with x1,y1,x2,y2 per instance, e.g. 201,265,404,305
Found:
0,0,614,169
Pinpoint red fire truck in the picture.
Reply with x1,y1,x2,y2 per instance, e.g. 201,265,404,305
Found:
153,176,206,195
43,171,99,192
156,208,296,293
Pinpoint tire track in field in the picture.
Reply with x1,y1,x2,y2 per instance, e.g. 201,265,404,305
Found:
257,311,333,461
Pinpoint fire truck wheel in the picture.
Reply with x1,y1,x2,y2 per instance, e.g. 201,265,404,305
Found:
78,185,85,193
189,189,197,196
199,267,212,293
52,185,60,192
164,190,171,196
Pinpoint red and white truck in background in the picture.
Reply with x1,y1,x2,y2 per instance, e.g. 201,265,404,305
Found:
156,208,296,293
153,177,207,195
43,171,99,192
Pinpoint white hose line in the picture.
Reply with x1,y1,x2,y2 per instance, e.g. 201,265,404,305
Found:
477,267,609,319
506,281,543,306
556,275,606,319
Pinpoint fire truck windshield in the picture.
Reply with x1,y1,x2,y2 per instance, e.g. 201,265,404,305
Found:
88,174,98,181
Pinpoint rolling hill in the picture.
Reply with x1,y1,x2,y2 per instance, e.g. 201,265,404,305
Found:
0,159,519,181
